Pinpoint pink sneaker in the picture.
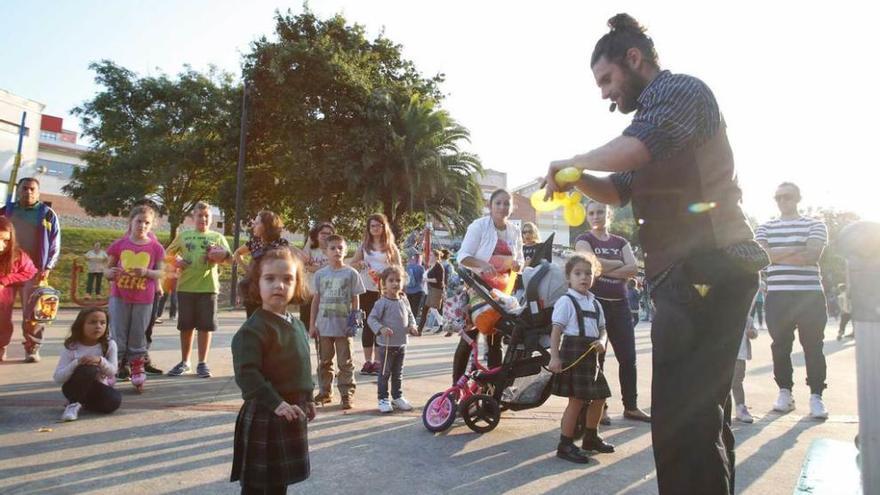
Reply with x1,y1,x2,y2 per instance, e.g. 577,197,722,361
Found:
130,357,146,392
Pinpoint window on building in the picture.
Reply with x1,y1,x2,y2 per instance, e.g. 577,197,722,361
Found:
36,159,78,179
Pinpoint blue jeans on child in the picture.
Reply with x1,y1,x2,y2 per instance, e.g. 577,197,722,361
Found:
376,345,405,400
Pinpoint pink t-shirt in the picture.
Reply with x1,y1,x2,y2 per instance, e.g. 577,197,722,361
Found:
107,236,165,304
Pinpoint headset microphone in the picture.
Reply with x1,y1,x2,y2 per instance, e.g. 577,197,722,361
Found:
609,102,617,112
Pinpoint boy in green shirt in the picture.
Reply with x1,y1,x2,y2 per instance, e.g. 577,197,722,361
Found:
166,202,231,378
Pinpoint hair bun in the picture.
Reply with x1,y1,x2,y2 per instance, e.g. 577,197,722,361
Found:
607,13,646,33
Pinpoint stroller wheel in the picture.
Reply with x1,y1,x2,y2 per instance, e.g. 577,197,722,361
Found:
423,392,458,433
460,394,501,433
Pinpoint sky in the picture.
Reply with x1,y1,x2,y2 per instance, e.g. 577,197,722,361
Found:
2,1,877,222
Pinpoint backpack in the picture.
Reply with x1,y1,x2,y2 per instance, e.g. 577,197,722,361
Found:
29,284,61,324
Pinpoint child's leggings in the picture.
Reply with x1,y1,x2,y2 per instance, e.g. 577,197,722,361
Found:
731,359,746,406
62,365,122,413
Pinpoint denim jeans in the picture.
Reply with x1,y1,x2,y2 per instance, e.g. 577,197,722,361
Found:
376,345,405,400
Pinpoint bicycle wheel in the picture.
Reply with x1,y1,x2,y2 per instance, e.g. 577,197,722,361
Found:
423,392,458,433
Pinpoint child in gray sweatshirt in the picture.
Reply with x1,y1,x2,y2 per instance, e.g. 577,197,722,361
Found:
368,266,419,413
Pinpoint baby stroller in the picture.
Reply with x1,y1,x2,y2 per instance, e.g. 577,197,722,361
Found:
422,250,566,434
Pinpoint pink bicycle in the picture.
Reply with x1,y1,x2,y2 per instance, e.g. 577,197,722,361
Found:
422,329,505,433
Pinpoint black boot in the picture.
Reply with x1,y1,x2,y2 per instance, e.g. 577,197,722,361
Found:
556,435,592,464
582,428,615,454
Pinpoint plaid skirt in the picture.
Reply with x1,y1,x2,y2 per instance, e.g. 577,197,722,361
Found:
231,398,310,488
551,336,612,401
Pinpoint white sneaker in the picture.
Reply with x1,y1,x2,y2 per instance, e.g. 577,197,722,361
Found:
773,389,795,412
378,399,393,413
61,402,82,422
809,394,829,419
735,404,754,423
392,397,413,411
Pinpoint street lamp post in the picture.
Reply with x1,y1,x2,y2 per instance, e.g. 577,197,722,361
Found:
230,81,249,307
837,221,880,494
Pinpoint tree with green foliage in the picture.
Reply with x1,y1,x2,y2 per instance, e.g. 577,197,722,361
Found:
357,92,483,236
242,8,481,240
66,61,240,238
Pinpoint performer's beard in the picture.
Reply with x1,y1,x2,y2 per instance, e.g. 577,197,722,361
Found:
615,67,648,114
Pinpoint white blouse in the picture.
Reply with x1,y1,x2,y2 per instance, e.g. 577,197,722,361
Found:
456,216,524,267
551,289,606,338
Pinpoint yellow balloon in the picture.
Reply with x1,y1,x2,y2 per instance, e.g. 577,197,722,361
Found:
569,190,583,203
530,189,558,212
555,167,581,185
553,192,568,203
563,203,587,226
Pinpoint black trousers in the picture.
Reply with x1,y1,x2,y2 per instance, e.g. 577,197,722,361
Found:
62,365,122,413
452,329,502,384
597,298,639,410
765,291,828,395
650,256,757,495
86,272,104,295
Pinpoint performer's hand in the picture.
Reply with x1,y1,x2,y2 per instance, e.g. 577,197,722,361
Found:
593,342,606,354
544,159,576,201
408,326,419,336
548,357,562,373
108,267,124,279
305,402,317,421
380,327,394,337
309,327,318,339
747,328,758,339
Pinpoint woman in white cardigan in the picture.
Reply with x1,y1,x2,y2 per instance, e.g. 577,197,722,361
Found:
452,189,524,382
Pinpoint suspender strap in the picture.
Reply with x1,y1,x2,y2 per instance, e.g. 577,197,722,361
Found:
564,294,599,338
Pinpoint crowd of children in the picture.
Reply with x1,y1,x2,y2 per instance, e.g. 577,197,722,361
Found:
6,193,839,492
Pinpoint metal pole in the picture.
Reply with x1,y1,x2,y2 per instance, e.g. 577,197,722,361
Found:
837,221,880,495
6,111,27,204
230,81,249,307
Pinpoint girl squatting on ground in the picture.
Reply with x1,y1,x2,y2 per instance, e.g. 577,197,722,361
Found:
0,217,37,362
53,307,121,421
368,265,418,413
549,253,615,464
105,205,165,391
231,248,316,494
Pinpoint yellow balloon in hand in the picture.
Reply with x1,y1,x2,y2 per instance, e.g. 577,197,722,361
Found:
554,167,581,185
530,189,558,212
563,203,587,226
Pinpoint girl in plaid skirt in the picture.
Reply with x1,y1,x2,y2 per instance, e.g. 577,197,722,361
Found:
231,248,316,494
549,253,614,464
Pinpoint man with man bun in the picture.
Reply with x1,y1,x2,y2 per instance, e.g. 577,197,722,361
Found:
545,14,767,494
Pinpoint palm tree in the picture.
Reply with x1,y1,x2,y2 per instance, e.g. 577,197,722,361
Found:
360,92,484,238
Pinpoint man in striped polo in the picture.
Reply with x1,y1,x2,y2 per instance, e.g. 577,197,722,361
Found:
755,182,829,419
